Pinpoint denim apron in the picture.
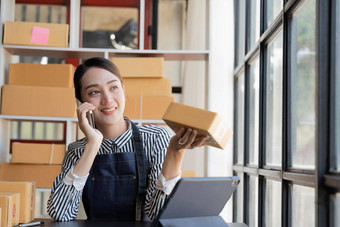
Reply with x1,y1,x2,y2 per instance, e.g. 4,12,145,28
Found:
82,121,150,221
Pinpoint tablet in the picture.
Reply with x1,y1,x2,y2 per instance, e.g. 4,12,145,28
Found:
154,176,240,221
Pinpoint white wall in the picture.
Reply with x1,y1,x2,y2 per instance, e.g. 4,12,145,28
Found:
208,0,235,222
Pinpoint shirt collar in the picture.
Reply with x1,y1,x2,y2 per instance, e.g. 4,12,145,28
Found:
102,119,133,149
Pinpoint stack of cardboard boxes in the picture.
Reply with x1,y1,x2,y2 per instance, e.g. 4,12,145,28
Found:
0,20,70,227
0,63,76,189
0,181,36,226
112,57,175,120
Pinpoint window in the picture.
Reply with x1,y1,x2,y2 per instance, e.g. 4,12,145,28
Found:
264,0,283,29
248,57,260,166
291,184,315,226
264,179,281,226
247,0,260,51
289,0,316,169
247,175,258,227
233,0,336,226
265,31,283,167
235,0,246,67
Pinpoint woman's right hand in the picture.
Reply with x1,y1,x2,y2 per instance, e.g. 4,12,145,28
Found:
77,102,103,144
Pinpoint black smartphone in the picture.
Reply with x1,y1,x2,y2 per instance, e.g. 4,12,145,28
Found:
86,110,95,128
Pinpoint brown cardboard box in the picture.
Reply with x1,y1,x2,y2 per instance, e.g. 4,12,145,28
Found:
123,78,171,96
1,85,76,118
0,181,35,223
123,96,174,120
0,163,61,188
3,21,69,47
9,63,75,88
12,143,66,165
124,96,141,119
0,208,2,226
162,102,233,149
142,96,174,119
0,193,20,227
111,57,164,78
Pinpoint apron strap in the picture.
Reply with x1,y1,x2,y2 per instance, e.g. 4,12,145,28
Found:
131,121,147,221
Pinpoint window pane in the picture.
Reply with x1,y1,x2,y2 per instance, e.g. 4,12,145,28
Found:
289,0,316,169
237,73,245,164
82,6,138,49
335,0,340,171
291,184,315,226
264,179,281,226
266,31,283,166
248,175,258,227
330,193,340,227
249,57,260,165
236,172,244,222
248,0,261,50
236,0,246,66
265,0,283,28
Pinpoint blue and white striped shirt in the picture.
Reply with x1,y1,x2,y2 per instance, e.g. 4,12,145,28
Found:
47,123,171,221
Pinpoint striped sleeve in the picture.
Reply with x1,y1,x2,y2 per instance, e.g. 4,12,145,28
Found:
144,126,171,220
47,142,85,221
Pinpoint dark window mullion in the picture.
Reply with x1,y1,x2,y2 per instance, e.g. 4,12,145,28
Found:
316,0,332,226
282,5,290,226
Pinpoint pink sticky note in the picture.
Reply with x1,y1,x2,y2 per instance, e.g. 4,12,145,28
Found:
30,26,50,45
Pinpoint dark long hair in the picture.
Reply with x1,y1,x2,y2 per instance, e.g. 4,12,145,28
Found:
74,57,123,102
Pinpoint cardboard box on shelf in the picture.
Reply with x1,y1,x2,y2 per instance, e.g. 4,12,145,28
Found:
124,96,141,120
1,85,76,118
0,163,61,188
111,57,164,78
162,102,233,150
12,143,66,165
123,78,172,97
0,193,20,227
3,21,69,47
9,63,75,88
142,96,174,119
123,96,174,120
0,181,35,223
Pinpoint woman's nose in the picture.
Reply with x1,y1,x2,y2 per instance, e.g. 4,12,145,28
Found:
100,90,112,105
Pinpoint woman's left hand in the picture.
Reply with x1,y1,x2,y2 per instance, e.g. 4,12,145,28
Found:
169,127,207,152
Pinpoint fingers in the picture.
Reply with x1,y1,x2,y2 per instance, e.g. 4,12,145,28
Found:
77,102,95,128
174,128,206,150
191,135,207,148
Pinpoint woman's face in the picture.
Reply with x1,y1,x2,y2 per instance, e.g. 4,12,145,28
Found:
80,67,125,127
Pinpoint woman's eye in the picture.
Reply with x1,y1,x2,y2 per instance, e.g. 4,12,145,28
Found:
110,86,118,91
89,90,100,95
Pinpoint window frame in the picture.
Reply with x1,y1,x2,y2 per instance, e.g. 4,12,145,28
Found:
233,0,334,226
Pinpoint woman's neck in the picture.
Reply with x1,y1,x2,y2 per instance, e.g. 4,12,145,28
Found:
99,117,128,140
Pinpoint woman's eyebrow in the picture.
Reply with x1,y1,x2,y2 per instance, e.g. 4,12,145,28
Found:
85,79,118,90
107,79,118,85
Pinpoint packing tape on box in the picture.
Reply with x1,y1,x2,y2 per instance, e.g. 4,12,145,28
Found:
49,143,54,164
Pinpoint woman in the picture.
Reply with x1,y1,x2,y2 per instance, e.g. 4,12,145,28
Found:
47,57,206,221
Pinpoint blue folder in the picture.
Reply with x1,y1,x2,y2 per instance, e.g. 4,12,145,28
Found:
153,176,240,227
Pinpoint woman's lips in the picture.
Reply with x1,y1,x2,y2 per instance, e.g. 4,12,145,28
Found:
101,107,117,115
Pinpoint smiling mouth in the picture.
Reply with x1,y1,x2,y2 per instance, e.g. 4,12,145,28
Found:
101,107,118,113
